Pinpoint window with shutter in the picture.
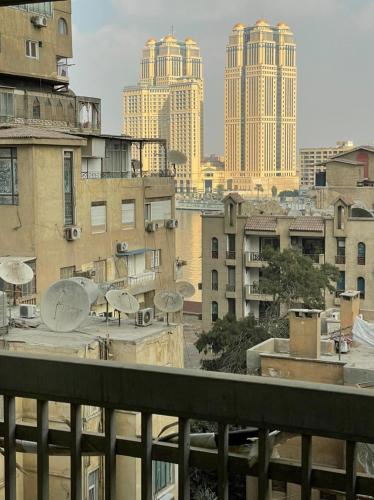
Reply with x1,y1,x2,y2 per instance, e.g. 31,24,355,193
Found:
91,202,107,233
146,199,172,221
121,200,135,228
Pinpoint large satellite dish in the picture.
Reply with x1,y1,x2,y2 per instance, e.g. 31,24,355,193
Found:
69,277,99,305
0,261,34,285
154,291,183,313
176,281,195,299
41,280,90,333
105,290,139,314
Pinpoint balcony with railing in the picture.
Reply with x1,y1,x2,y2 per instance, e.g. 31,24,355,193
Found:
0,351,373,499
244,252,266,268
303,253,325,264
225,251,236,261
225,283,236,298
245,283,274,302
335,255,346,265
127,270,156,295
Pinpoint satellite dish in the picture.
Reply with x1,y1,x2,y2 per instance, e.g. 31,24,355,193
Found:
69,277,99,305
176,281,195,299
105,290,139,314
41,280,90,333
0,261,34,285
154,291,183,313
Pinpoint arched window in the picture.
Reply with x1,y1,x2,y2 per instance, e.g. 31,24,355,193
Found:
229,203,234,226
211,237,218,259
58,17,68,35
211,270,218,291
357,277,365,299
32,98,40,119
337,205,344,230
358,242,366,265
211,301,218,322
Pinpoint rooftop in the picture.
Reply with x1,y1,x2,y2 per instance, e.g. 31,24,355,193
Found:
0,125,86,144
289,216,324,232
245,215,277,232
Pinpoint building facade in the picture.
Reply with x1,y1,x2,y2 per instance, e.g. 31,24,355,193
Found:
123,35,204,192
224,20,298,194
201,193,374,329
299,141,353,188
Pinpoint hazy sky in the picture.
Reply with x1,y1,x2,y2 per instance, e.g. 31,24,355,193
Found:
70,0,374,154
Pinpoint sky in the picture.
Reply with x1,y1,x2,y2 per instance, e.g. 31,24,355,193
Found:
70,0,374,154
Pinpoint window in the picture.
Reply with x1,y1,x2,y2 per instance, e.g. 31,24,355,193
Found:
227,234,236,259
153,461,174,495
211,301,218,322
91,202,107,233
337,271,345,293
88,468,99,500
0,148,18,205
25,40,39,59
63,151,74,225
151,249,161,269
32,98,40,119
228,297,236,317
211,270,218,290
211,237,218,259
122,200,135,228
145,199,172,221
337,205,344,230
14,2,53,16
228,266,235,291
228,202,234,226
58,17,68,35
0,92,14,121
357,277,365,299
93,260,107,284
358,242,366,265
60,266,76,279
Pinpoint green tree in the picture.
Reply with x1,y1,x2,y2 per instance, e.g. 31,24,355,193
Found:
259,246,339,312
271,185,278,198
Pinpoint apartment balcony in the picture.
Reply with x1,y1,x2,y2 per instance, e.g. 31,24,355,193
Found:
244,283,273,302
128,270,156,295
225,284,236,298
303,253,325,265
335,255,346,265
244,252,266,268
225,251,236,265
0,351,373,499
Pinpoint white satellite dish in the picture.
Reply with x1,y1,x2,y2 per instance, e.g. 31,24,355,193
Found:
41,280,90,333
176,281,195,299
69,277,99,305
105,290,139,314
0,261,34,285
154,291,183,313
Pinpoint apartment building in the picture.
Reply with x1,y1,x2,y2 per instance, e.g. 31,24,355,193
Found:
246,295,373,499
0,1,101,134
224,20,298,194
0,315,183,499
299,141,353,188
123,35,204,192
201,192,374,328
0,126,178,307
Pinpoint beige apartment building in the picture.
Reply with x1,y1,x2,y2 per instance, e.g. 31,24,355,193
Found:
224,20,298,194
201,192,374,328
299,140,353,188
0,1,101,134
0,316,183,500
123,35,204,192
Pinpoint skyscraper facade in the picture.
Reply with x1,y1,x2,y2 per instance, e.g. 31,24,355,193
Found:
123,35,204,192
224,20,298,193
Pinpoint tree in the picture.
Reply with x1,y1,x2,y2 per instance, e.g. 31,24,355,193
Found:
255,183,263,200
259,247,339,312
271,185,278,198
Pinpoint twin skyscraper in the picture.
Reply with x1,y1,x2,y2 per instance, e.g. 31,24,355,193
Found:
123,20,298,194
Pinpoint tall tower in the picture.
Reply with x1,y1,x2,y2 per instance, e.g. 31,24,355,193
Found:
224,20,297,193
123,35,204,192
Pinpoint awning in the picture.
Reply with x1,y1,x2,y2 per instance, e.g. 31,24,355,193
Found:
116,248,151,257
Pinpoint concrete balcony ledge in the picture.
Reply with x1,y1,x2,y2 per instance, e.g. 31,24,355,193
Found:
244,284,273,302
244,251,267,268
225,284,237,298
128,270,156,295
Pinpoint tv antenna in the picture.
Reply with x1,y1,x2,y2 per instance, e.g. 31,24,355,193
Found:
69,277,99,305
176,281,195,299
154,291,183,325
105,290,139,326
41,279,90,333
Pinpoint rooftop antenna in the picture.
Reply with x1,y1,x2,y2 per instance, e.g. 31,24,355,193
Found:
41,279,90,333
105,290,139,326
69,277,99,305
154,291,183,326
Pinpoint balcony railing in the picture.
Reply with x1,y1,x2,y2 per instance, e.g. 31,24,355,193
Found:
358,256,366,265
226,251,236,260
0,351,373,499
335,255,346,265
303,253,324,264
249,252,265,262
226,284,236,292
128,270,156,286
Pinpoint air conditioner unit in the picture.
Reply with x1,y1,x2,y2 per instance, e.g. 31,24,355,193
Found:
136,308,154,327
146,222,159,233
117,242,129,254
31,15,47,28
65,226,81,241
19,304,37,319
166,219,178,229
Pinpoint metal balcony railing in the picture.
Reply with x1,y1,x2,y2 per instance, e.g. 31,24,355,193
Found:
226,284,235,292
249,252,265,262
303,253,324,264
226,251,236,260
0,351,373,499
335,255,346,265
